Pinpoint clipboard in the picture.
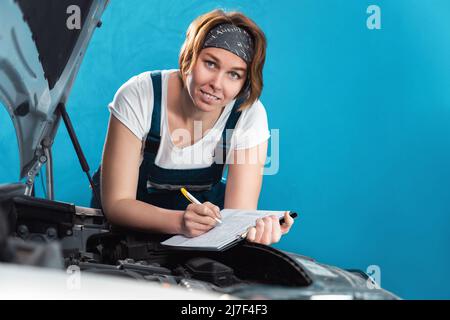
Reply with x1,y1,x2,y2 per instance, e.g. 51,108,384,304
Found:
161,211,298,252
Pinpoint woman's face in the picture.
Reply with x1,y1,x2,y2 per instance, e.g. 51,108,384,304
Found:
186,47,248,112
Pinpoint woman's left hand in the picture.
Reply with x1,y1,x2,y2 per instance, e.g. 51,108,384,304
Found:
245,211,294,245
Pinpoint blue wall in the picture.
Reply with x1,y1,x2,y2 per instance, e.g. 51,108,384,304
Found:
1,0,449,299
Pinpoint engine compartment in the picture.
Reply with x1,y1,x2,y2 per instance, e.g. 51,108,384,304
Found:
0,193,312,295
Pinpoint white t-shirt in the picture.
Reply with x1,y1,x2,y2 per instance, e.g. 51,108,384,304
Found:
108,69,270,170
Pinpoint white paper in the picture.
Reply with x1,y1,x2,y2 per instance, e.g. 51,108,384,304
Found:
161,209,288,250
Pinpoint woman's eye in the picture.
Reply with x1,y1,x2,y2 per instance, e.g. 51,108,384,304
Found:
205,60,216,68
229,72,241,80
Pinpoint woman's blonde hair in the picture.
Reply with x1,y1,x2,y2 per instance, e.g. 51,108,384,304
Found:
179,9,267,111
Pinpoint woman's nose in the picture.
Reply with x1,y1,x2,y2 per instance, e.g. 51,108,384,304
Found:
209,73,224,92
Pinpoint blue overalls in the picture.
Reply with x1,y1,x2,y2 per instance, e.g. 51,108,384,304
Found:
90,71,243,211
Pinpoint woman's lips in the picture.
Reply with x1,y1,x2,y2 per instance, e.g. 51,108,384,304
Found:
200,89,220,102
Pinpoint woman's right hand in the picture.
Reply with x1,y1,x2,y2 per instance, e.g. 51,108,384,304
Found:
180,202,222,238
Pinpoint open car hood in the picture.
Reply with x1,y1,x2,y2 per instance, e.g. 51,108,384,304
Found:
0,0,108,181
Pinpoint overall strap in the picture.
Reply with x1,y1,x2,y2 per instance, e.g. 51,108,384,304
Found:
220,97,244,162
145,71,162,154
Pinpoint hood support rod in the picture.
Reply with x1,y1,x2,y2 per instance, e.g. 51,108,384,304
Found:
42,137,54,200
57,102,103,214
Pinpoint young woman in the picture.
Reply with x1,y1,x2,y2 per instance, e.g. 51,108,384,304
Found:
91,9,294,245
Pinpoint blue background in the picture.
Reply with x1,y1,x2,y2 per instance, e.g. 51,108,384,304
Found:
1,0,449,299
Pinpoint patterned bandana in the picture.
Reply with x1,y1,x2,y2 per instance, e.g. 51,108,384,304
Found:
202,23,254,63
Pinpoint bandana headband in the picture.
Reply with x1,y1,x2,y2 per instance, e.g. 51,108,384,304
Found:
202,23,254,63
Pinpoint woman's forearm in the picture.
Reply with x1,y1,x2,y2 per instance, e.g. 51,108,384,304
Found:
104,199,184,235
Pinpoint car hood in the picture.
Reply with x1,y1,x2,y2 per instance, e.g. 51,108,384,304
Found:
0,0,108,180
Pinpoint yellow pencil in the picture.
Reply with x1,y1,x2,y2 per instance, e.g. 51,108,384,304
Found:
180,187,222,224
